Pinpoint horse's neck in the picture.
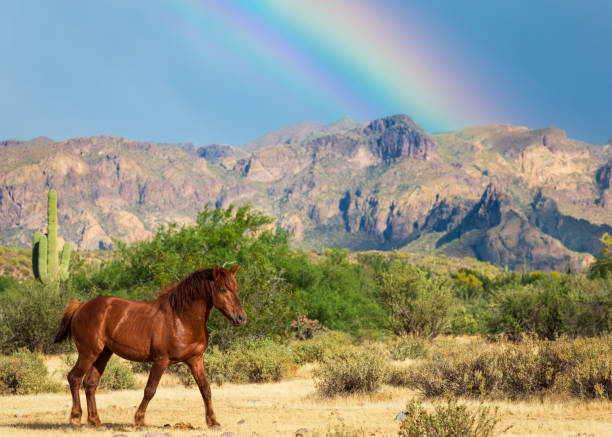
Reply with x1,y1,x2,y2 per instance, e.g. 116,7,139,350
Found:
183,283,214,324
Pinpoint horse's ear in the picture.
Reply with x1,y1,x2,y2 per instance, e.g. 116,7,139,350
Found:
213,266,222,281
230,264,238,274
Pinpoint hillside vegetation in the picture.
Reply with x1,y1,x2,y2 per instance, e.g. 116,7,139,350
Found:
1,205,610,355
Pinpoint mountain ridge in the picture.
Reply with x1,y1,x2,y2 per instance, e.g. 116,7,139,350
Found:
1,114,610,271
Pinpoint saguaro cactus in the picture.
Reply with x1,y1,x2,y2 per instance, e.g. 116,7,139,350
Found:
32,190,71,283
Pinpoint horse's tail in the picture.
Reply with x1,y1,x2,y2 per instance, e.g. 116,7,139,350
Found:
54,298,80,343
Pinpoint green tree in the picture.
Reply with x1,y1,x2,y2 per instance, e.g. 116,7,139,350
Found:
589,233,612,279
73,205,297,348
376,261,458,337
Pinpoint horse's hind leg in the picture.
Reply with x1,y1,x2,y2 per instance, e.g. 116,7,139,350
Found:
84,347,112,428
67,353,98,427
134,360,168,427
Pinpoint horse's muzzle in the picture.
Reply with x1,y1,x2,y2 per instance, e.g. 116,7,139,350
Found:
233,312,247,326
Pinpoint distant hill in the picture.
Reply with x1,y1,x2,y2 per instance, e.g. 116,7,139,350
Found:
1,115,611,271
241,117,363,152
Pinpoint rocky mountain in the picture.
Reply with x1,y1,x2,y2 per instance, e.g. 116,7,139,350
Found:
1,115,611,271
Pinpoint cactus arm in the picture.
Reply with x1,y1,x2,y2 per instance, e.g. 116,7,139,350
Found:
59,242,71,281
47,190,59,281
32,232,41,280
37,234,48,284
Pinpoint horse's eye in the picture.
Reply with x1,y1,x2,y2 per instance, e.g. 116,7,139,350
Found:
220,288,227,294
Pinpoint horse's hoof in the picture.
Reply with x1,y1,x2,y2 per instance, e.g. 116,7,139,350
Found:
207,422,221,429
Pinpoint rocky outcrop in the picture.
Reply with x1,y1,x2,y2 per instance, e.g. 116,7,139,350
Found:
437,183,509,247
197,144,237,163
436,184,594,270
363,115,436,161
530,194,612,254
596,159,612,190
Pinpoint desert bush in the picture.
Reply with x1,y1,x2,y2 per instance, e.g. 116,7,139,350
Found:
130,361,152,373
0,280,75,353
0,348,62,394
313,347,388,397
557,355,611,400
377,261,458,337
387,365,413,387
551,335,612,399
390,336,428,361
398,397,503,437
291,331,352,365
99,356,138,390
166,362,196,386
224,338,295,383
188,338,297,385
291,313,327,340
404,336,612,400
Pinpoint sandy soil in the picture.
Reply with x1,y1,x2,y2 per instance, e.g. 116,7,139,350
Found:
0,368,610,437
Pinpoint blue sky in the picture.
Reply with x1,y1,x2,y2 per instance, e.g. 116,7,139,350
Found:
1,0,611,145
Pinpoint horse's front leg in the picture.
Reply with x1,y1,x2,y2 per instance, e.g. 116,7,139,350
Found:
134,360,168,427
186,355,220,428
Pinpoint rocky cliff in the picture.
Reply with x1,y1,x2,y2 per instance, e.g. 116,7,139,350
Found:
1,115,610,270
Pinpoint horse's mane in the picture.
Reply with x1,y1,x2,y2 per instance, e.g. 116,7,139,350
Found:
157,268,214,313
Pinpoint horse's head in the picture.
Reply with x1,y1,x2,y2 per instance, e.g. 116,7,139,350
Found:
210,265,247,326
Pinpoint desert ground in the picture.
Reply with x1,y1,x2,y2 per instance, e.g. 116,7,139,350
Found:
0,359,610,437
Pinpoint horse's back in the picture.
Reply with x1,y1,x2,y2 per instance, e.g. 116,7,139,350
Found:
71,296,165,360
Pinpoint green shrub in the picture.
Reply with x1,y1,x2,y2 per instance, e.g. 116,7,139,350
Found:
222,338,295,383
398,397,504,437
291,249,387,335
291,331,352,365
192,339,296,385
589,233,612,279
167,362,196,386
485,275,612,339
0,348,62,394
0,280,75,353
0,274,18,292
99,356,138,390
377,261,458,337
313,347,388,397
391,336,428,361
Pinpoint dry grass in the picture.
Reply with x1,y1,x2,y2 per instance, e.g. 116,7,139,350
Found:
0,360,610,437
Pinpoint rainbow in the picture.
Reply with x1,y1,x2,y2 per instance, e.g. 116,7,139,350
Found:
153,0,503,133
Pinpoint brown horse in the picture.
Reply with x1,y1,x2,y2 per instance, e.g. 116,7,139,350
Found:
54,265,246,429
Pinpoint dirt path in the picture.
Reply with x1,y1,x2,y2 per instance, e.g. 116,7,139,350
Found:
0,378,610,436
